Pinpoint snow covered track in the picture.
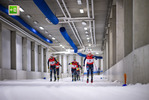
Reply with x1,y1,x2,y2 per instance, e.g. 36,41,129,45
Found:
0,75,149,100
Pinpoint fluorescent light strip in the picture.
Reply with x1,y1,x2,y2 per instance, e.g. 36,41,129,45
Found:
45,18,52,24
85,31,88,34
45,30,48,34
26,14,31,19
39,26,44,30
82,21,87,25
19,7,24,12
80,9,84,13
96,52,99,54
84,27,87,30
77,0,82,5
33,21,38,24
52,37,55,40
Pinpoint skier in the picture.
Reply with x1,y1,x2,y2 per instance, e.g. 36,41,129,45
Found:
69,59,79,81
83,52,94,83
76,65,82,81
48,54,57,82
55,61,62,81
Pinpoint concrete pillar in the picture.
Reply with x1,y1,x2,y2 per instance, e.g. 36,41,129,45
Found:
103,38,109,72
111,5,116,65
31,41,35,71
11,31,16,70
100,59,103,71
43,48,47,72
133,0,149,49
108,19,113,68
105,39,109,71
38,45,41,72
63,55,67,74
76,55,81,65
116,0,124,62
124,0,133,56
0,23,2,68
99,59,101,70
103,45,106,72
59,55,62,73
68,55,74,74
22,37,27,71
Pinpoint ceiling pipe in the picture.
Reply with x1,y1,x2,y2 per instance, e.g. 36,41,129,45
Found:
58,17,94,20
86,0,94,44
61,0,84,48
33,0,59,25
91,0,96,44
60,27,78,53
56,0,82,47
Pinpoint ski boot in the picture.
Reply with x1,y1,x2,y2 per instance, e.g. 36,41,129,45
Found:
87,79,89,83
57,78,59,82
50,79,52,82
54,77,56,82
91,79,93,83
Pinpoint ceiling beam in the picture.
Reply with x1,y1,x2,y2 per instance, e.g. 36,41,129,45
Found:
61,0,84,48
56,0,82,48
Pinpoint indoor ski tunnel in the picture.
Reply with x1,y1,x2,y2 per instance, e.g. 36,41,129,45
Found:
0,0,149,100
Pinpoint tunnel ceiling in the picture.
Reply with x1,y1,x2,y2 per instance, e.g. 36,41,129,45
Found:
0,0,109,54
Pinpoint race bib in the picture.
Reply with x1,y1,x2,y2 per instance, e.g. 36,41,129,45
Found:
87,59,93,63
50,61,55,65
56,65,60,68
72,65,77,68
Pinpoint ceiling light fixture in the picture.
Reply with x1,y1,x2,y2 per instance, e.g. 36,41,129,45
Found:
39,26,44,30
60,44,63,47
80,9,84,13
19,7,24,12
86,35,89,37
52,37,55,40
87,37,90,40
26,14,31,19
33,21,38,24
82,21,87,25
77,0,82,5
85,31,88,34
45,30,48,34
84,27,87,30
49,34,52,37
96,52,99,54
62,46,65,48
89,44,91,46
45,18,52,24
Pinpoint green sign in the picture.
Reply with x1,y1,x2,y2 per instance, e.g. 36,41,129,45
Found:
8,5,20,15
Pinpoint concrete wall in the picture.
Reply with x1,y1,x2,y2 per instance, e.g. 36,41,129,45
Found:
27,39,31,71
106,44,149,84
0,22,49,80
35,43,38,72
1,27,11,69
16,35,22,70
133,0,149,50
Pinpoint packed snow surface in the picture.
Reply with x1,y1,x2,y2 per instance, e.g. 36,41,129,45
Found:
0,75,149,100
